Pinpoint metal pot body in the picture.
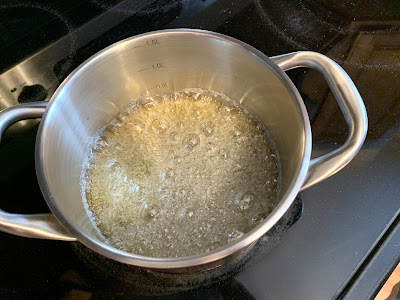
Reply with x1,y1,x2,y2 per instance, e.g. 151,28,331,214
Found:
0,29,367,271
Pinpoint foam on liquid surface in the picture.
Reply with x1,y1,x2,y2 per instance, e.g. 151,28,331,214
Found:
82,89,280,258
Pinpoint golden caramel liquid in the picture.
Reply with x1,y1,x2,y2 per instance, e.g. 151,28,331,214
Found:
81,89,280,258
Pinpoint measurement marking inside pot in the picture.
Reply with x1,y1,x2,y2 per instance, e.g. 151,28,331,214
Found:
133,40,160,49
156,83,167,89
137,67,150,72
138,63,165,73
146,39,160,46
152,62,165,70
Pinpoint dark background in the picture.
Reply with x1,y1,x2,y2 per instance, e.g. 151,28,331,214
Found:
0,0,399,299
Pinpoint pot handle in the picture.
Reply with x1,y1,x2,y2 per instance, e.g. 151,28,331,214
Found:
0,102,76,241
270,51,368,190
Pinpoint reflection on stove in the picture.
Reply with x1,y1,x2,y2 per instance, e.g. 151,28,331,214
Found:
301,21,400,142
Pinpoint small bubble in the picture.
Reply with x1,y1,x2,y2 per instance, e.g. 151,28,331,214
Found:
171,155,182,164
109,185,123,199
250,212,268,225
200,121,214,136
235,193,254,210
106,161,119,169
182,133,200,151
232,125,241,138
116,115,126,124
169,131,180,144
193,92,201,100
130,119,144,133
233,165,242,173
151,118,169,134
227,229,244,242
109,121,122,132
175,188,187,198
140,202,160,222
131,159,150,179
95,138,109,150
161,168,175,180
142,96,159,107
129,183,140,193
176,207,186,218
262,146,271,157
192,108,203,119
188,211,194,217
220,149,228,159
206,142,215,152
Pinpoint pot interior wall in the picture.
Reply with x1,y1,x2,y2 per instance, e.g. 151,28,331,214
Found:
38,32,307,247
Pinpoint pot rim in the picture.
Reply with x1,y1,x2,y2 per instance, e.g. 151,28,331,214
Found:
35,29,312,269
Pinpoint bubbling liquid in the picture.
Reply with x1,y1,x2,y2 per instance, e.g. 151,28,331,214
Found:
81,89,280,258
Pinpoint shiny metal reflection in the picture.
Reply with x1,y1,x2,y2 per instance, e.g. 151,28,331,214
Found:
0,30,367,270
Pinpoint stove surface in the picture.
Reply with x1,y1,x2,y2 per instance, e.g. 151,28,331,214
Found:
0,1,400,299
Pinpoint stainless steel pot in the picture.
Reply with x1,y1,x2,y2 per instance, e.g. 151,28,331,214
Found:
0,29,367,271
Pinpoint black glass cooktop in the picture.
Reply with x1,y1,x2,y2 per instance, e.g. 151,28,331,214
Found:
1,1,400,299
